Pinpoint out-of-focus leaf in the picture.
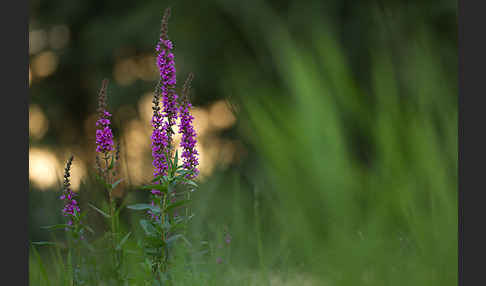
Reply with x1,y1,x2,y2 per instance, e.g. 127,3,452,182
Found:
41,224,68,231
31,241,58,246
165,200,191,212
31,245,51,285
116,232,132,250
127,204,161,213
173,150,179,172
141,184,168,194
83,225,95,234
111,178,124,190
185,180,198,188
140,219,159,236
88,203,111,218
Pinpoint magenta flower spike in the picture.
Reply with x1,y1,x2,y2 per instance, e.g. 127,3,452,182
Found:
157,9,178,147
60,155,80,227
151,8,177,180
95,79,114,155
178,73,199,178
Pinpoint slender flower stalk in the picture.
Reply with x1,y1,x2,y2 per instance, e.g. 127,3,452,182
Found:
150,7,175,198
150,77,169,202
156,7,178,155
59,155,86,285
178,73,199,178
60,155,80,229
94,79,117,192
93,79,123,272
95,79,114,156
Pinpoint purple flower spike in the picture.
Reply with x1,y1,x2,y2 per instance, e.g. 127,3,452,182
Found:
151,125,169,178
95,79,114,154
60,156,80,230
156,8,178,150
178,73,199,178
150,8,176,183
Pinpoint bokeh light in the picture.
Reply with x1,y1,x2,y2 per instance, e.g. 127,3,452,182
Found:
31,51,59,78
208,100,236,130
113,58,138,86
136,54,158,81
29,104,49,140
192,107,210,136
123,119,151,184
29,29,47,55
137,92,154,125
29,148,61,190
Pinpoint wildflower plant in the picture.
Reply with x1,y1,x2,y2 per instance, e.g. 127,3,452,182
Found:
89,79,130,283
60,156,84,238
128,8,200,283
32,155,94,286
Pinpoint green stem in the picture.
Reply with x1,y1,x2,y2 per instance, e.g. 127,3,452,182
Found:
162,191,168,270
104,154,118,269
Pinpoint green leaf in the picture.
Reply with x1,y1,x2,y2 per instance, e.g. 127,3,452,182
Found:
173,150,179,172
140,184,168,194
176,169,192,176
150,174,168,184
31,245,51,285
174,172,195,182
88,203,111,218
166,234,183,246
165,200,191,212
161,221,171,231
127,204,161,213
166,150,173,172
111,178,124,190
83,225,95,234
140,219,158,236
116,232,132,250
144,236,165,248
196,249,209,256
115,198,129,216
168,222,184,233
144,248,161,255
31,241,58,246
185,180,199,188
41,224,68,231
180,235,192,247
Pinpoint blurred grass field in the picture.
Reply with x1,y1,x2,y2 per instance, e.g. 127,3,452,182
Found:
29,0,457,285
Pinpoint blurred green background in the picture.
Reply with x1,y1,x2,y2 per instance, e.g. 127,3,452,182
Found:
29,0,457,285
